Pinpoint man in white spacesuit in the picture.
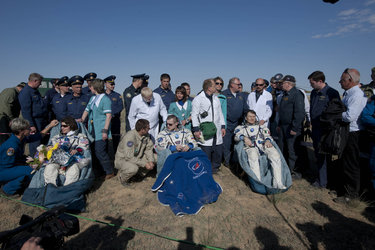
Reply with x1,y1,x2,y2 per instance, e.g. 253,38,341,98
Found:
234,110,285,189
156,115,198,173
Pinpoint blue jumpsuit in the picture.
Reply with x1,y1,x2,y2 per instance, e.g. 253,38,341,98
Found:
0,134,33,195
154,86,175,110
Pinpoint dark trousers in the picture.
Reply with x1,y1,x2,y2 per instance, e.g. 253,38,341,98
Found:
28,118,47,156
312,130,328,188
223,127,235,165
341,131,360,198
111,116,121,154
94,140,114,175
0,165,33,195
200,143,223,172
0,116,10,146
277,126,299,173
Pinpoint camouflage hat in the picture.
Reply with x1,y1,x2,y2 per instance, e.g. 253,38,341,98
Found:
17,82,26,88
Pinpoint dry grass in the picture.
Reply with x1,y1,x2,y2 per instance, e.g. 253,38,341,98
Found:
1,165,375,249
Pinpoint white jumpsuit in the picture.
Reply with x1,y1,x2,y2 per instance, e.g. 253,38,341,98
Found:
234,123,285,189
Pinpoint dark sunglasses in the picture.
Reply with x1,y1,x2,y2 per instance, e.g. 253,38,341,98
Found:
215,82,224,86
109,83,115,86
255,84,265,86
167,123,174,126
61,124,69,128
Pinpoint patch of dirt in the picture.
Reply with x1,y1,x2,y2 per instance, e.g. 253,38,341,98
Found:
1,164,375,250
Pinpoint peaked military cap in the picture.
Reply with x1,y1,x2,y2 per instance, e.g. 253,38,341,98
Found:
69,75,84,85
273,73,284,82
104,75,116,83
57,76,69,86
84,72,97,81
131,73,149,81
282,75,296,83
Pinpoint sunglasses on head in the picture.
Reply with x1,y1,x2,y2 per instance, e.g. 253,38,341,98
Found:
344,68,353,81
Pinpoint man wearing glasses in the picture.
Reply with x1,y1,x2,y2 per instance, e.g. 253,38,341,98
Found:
246,78,273,127
221,77,248,167
155,115,198,173
334,68,367,204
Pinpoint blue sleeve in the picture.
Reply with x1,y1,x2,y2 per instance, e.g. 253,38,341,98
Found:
19,89,35,126
361,100,375,126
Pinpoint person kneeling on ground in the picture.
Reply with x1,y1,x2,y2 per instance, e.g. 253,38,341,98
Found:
43,117,90,186
155,115,198,173
0,118,56,196
234,110,286,189
115,119,156,186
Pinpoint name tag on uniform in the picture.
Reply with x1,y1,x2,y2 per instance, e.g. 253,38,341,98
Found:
283,97,288,101
68,102,73,105
112,98,117,101
56,101,60,104
319,96,326,100
81,102,87,105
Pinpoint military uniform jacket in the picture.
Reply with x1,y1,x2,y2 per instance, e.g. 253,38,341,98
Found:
115,129,155,168
65,94,90,119
18,85,47,127
0,87,21,120
123,84,140,115
278,87,305,132
156,128,198,152
106,91,124,116
51,92,71,121
234,123,273,148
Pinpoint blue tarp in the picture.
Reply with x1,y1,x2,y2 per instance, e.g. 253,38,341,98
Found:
152,150,222,216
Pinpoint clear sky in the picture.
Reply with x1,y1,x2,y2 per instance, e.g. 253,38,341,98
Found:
1,0,374,95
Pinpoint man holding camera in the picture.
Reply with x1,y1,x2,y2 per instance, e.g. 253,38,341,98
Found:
191,78,226,174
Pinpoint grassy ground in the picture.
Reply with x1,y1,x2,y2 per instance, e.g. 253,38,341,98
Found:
1,163,374,249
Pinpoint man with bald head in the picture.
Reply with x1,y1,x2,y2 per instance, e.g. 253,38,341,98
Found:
334,68,367,204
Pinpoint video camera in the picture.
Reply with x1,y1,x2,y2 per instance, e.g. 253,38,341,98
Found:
0,205,79,250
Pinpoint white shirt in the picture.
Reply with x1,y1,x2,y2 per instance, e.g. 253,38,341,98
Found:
191,91,225,146
342,85,367,132
128,93,168,139
247,90,273,126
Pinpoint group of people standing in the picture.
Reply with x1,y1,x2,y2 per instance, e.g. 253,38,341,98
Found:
0,68,374,205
